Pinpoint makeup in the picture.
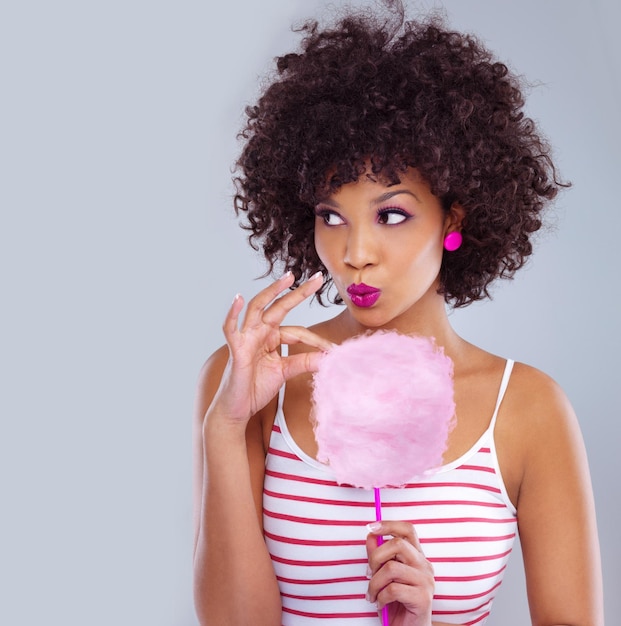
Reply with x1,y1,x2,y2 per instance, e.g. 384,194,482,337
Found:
346,283,381,308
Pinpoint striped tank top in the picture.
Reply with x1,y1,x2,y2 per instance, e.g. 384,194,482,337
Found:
263,359,517,625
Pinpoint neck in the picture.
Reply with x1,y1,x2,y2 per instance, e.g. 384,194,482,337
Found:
336,291,462,349
332,307,475,380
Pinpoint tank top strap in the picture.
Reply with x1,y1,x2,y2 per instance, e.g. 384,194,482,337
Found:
488,359,514,432
275,344,288,416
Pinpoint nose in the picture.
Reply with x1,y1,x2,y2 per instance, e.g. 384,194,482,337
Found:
343,223,379,269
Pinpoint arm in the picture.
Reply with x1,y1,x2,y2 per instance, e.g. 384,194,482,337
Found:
192,273,332,625
512,370,603,626
192,349,281,626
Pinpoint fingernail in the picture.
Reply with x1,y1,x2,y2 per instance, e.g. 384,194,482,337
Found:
366,521,382,533
281,270,293,280
308,271,323,281
365,565,372,579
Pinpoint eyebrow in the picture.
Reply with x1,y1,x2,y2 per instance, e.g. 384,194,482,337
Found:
316,189,420,208
375,189,420,204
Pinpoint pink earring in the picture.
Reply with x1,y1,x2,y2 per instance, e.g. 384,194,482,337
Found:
443,231,462,252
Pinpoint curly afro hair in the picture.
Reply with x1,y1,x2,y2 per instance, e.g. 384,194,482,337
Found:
233,5,565,307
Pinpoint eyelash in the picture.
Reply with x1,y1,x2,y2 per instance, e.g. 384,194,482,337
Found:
315,209,342,225
314,206,413,225
376,207,413,224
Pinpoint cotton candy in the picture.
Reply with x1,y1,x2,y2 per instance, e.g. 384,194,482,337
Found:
311,331,455,489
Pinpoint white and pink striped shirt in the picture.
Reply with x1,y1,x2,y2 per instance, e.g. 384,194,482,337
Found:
263,359,517,625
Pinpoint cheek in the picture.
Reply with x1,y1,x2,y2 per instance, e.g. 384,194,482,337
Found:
313,228,334,269
394,234,444,277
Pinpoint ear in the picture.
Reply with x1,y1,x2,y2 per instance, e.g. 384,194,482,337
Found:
443,202,465,234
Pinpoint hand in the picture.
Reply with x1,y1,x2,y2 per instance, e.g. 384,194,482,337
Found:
366,521,435,626
208,271,333,427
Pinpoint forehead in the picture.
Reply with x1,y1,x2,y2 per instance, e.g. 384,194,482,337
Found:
315,169,444,214
316,164,425,198
316,167,428,200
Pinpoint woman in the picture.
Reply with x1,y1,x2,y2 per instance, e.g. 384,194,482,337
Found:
193,5,603,625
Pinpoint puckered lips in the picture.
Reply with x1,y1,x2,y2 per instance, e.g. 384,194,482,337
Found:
346,283,381,308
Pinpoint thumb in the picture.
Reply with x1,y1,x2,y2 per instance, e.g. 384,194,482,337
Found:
282,350,324,381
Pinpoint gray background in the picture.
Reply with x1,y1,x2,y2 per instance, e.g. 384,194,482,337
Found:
1,0,619,624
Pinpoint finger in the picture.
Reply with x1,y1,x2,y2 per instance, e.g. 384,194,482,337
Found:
366,522,425,572
367,536,422,575
366,555,435,608
242,271,296,327
222,293,245,342
366,560,424,603
281,350,325,381
375,580,434,613
260,272,324,326
279,325,335,353
367,520,423,551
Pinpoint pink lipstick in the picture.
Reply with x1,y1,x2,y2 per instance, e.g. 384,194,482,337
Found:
346,283,381,308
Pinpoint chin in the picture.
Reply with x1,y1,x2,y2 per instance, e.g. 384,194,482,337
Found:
347,307,399,331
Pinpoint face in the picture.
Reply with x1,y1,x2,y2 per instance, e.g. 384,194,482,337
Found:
314,169,457,330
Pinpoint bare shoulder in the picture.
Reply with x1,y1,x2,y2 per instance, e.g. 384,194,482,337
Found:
503,359,590,469
498,360,592,503
503,363,603,623
503,360,578,436
494,360,587,504
193,343,277,453
195,344,230,408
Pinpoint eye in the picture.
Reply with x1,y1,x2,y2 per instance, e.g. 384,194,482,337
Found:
315,209,346,226
376,208,412,225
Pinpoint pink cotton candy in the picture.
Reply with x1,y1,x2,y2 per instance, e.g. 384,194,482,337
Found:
311,331,455,489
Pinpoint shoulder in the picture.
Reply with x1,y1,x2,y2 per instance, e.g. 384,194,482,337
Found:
194,344,278,452
193,345,231,435
504,361,577,437
196,344,230,398
499,360,588,503
502,363,603,623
